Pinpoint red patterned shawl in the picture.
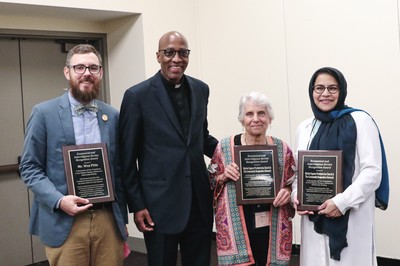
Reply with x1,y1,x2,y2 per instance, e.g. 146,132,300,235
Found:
208,135,295,266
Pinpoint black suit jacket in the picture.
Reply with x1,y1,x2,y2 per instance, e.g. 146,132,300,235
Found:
119,71,217,234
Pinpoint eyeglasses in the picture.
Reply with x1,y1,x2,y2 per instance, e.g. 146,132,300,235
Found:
159,49,191,58
313,84,340,94
69,64,102,74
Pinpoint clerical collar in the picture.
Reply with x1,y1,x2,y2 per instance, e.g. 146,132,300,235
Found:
159,71,185,90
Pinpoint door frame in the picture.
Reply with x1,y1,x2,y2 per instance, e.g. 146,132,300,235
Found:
0,29,110,103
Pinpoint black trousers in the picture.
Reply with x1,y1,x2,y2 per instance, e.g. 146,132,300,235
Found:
144,197,212,266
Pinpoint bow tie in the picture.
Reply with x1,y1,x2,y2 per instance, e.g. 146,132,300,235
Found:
74,104,98,115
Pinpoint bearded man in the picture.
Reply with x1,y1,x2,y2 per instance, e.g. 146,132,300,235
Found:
19,44,127,266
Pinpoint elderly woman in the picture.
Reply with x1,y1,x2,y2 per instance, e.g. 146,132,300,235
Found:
208,92,295,266
292,67,389,266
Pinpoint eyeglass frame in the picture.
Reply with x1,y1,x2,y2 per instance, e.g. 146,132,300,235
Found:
68,64,102,75
313,84,340,94
158,48,191,58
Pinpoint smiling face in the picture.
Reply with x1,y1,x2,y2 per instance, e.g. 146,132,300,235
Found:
156,32,189,84
312,73,340,112
242,102,271,137
64,52,103,104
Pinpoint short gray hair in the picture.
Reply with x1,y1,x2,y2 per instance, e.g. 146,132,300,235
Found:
238,91,274,124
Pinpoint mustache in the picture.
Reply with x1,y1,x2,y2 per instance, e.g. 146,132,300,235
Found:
80,76,95,83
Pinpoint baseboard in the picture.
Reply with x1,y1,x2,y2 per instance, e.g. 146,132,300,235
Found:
290,244,399,265
377,256,400,266
127,236,399,265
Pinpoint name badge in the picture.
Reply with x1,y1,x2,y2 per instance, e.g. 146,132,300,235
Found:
254,211,270,228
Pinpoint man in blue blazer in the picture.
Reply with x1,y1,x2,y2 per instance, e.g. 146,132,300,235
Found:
20,44,127,266
119,31,218,266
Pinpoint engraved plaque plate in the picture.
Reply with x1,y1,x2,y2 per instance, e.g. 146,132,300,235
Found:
234,145,280,205
62,143,114,203
297,150,342,211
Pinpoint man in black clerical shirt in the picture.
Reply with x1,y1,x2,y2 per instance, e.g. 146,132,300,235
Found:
119,31,217,266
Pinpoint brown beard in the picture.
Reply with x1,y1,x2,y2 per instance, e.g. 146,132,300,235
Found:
69,77,100,104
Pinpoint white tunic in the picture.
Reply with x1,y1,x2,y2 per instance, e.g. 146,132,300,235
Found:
293,111,382,266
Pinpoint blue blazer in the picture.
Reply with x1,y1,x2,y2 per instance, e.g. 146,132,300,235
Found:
20,92,127,247
119,72,218,234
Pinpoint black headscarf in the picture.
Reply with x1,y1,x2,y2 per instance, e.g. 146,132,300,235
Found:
308,67,356,260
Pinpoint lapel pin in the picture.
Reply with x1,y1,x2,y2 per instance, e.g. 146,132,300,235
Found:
102,114,108,122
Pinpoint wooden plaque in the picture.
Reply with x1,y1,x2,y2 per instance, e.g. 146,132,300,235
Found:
62,143,114,203
297,150,343,211
234,145,280,205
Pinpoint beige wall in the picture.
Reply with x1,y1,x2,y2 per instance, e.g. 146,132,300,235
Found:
1,0,398,259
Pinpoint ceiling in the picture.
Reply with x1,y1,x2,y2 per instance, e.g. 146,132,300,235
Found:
0,2,136,22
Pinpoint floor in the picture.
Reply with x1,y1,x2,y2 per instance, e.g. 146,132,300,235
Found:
28,241,300,266
27,243,398,266
123,250,300,266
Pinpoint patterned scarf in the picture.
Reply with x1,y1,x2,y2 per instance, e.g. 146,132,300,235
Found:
210,135,294,265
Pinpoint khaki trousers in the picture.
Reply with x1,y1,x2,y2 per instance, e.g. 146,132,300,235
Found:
45,209,123,266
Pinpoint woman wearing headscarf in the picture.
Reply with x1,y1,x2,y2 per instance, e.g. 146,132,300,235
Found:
292,67,389,266
208,91,295,266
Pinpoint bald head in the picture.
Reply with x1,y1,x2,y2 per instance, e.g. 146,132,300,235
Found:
158,31,188,50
